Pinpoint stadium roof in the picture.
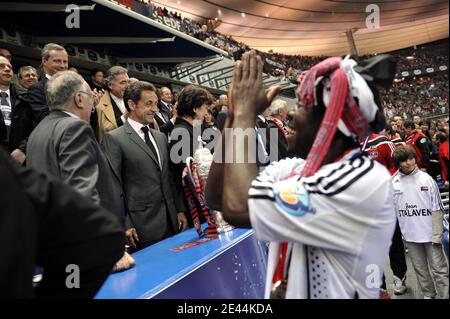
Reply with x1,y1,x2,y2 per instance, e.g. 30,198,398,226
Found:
0,0,227,63
152,0,449,56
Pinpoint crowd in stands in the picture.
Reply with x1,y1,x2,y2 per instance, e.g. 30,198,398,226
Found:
390,42,449,72
112,1,450,119
384,73,449,119
127,1,448,79
125,1,326,77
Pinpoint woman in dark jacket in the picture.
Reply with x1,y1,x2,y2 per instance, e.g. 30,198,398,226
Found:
169,85,213,227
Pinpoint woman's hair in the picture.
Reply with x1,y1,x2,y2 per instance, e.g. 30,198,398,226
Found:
392,145,417,168
177,85,213,118
207,108,216,119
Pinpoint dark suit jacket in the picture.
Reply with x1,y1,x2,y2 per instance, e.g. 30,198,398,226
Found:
267,119,289,161
0,83,33,152
26,110,125,225
169,117,205,226
256,116,271,166
215,111,228,133
27,77,49,125
0,148,124,298
154,111,175,137
88,80,104,92
157,100,173,123
101,121,182,247
9,83,33,152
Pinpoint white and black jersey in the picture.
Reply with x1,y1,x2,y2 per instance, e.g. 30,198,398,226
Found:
392,168,445,243
248,149,396,299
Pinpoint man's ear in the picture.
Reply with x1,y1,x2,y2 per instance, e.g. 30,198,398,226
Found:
74,92,83,108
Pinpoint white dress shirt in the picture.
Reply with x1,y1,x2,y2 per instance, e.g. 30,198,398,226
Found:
110,93,126,114
128,117,162,168
0,88,12,126
110,93,127,124
62,110,80,119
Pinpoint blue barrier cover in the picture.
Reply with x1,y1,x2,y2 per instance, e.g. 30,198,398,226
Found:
96,225,267,299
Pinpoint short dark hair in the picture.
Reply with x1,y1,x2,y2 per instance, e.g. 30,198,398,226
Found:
404,121,415,129
177,85,213,118
90,68,103,77
385,123,394,134
436,132,448,143
124,81,157,112
207,108,216,119
392,145,417,168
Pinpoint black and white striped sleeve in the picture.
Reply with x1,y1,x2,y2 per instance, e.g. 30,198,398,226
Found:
248,156,393,254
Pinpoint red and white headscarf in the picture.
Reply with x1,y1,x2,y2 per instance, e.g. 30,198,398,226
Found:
296,56,382,177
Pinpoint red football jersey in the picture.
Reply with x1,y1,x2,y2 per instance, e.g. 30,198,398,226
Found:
439,140,449,182
405,130,429,169
362,133,397,175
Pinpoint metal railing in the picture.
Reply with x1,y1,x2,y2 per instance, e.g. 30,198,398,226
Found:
441,192,449,212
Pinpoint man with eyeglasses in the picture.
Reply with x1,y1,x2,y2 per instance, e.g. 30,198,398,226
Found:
27,71,135,274
18,66,38,89
27,71,107,198
0,56,33,165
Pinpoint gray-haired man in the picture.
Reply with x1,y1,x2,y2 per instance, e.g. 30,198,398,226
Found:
27,70,134,272
27,43,68,124
96,66,129,142
18,66,38,89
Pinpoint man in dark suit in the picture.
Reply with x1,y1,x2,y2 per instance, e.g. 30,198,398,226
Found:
255,109,272,168
155,86,176,136
0,147,124,298
88,68,104,92
266,99,289,161
158,86,174,121
26,71,133,272
214,94,228,133
18,66,38,89
0,47,12,62
0,56,33,165
87,68,105,141
102,81,188,251
27,43,68,125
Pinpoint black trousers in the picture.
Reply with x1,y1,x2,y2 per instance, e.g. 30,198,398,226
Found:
381,221,408,289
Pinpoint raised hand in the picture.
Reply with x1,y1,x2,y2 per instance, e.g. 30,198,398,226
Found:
92,88,104,106
230,50,281,120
